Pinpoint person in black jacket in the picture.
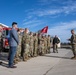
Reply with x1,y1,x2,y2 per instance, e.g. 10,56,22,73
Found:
53,35,60,53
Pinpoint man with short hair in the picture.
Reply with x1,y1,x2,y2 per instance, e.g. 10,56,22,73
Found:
8,22,19,68
68,29,76,59
53,35,60,53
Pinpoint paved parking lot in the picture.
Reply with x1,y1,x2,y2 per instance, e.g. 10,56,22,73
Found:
0,48,76,75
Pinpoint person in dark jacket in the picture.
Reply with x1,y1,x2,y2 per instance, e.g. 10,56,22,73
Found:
53,35,60,53
8,22,19,68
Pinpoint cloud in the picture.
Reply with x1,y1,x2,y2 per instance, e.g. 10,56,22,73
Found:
48,21,76,42
63,3,76,14
23,0,76,27
23,18,45,29
35,9,61,16
38,0,60,5
22,0,76,37
26,0,76,17
30,3,76,17
23,19,39,25
23,22,44,28
38,0,76,6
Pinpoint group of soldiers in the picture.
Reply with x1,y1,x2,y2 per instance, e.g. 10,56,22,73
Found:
14,28,51,63
0,25,76,65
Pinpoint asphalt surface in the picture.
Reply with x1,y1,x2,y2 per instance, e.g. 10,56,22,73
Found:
0,48,76,75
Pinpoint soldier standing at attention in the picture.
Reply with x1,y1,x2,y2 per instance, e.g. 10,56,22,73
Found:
68,29,76,59
38,36,45,55
47,35,51,53
33,33,38,57
38,33,42,45
22,28,30,61
29,32,34,57
44,35,48,54
38,34,42,55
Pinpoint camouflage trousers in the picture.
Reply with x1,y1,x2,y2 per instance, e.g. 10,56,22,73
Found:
23,44,29,61
44,45,47,54
33,47,38,57
47,46,51,53
72,44,76,56
14,45,22,63
29,46,33,57
38,45,44,55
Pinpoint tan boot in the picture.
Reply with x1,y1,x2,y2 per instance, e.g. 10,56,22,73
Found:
23,56,27,62
18,59,21,62
13,59,18,64
23,57,27,61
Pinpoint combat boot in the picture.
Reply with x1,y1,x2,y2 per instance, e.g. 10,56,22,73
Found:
23,59,27,62
23,56,27,62
13,59,18,64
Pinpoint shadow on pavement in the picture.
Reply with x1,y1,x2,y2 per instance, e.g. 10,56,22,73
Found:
44,55,71,59
0,62,8,68
0,52,8,68
0,52,8,62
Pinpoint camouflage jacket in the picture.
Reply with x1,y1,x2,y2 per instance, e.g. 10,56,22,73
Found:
70,34,76,45
22,33,30,44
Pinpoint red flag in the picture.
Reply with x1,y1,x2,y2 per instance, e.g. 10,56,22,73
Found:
41,26,48,33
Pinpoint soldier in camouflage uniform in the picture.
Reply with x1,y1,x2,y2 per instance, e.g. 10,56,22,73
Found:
14,29,22,64
44,35,48,54
38,34,42,45
68,29,76,59
38,34,42,55
29,32,34,57
33,33,38,57
38,36,45,55
47,35,51,53
22,28,30,61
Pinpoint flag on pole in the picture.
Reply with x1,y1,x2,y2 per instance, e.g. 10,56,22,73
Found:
41,26,48,33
